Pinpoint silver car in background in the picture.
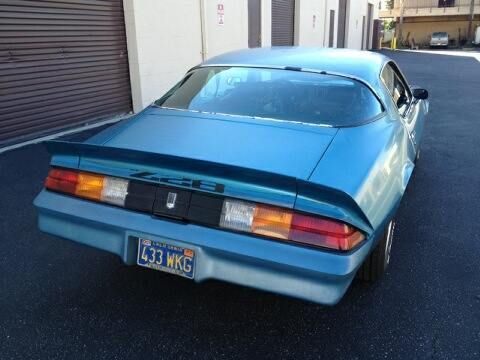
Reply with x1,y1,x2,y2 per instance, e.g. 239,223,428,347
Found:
430,32,449,48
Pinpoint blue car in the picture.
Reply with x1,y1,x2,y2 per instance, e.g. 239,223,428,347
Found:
34,48,429,305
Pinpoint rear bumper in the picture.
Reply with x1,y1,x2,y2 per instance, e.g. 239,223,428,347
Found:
34,190,375,305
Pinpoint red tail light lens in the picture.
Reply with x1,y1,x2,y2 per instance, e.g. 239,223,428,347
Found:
290,213,365,251
220,199,365,251
45,168,129,206
45,168,79,194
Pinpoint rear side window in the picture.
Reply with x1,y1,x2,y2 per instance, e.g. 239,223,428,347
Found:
156,67,384,127
381,63,412,115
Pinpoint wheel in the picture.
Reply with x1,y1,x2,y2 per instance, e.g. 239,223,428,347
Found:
357,219,395,282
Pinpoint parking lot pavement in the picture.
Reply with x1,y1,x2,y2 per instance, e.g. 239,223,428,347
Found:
1,50,479,360
399,48,480,63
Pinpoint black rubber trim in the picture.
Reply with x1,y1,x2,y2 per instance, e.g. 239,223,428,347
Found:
125,181,157,213
124,180,224,225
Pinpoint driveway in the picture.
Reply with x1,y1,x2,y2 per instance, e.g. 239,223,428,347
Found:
0,50,479,359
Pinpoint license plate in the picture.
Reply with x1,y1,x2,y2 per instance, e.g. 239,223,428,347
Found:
137,238,195,279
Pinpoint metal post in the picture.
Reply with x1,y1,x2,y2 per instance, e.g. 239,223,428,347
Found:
467,0,475,46
199,0,208,61
398,0,405,46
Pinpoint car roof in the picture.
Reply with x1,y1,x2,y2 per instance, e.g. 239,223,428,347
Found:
199,47,391,88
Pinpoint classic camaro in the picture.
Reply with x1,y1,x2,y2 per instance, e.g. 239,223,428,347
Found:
34,48,429,305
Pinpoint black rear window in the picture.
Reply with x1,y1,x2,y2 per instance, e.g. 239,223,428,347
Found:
156,67,383,127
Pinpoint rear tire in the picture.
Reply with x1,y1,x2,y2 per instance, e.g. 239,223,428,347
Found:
357,220,395,282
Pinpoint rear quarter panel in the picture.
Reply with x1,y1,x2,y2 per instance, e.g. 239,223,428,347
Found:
305,115,416,236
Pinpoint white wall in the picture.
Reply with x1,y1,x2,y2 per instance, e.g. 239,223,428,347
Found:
124,0,248,113
203,0,249,58
344,0,366,49
261,0,272,46
124,0,378,112
123,0,203,112
294,0,339,47
344,0,378,50
324,0,339,47
294,0,326,46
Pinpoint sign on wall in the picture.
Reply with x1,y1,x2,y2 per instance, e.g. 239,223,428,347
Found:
217,4,224,26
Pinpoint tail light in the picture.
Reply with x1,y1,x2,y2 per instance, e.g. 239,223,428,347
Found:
220,199,365,251
45,168,364,251
45,168,129,206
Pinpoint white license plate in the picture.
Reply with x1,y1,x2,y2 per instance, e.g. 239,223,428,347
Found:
137,238,195,279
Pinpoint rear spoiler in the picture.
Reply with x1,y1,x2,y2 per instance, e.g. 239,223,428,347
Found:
44,140,373,233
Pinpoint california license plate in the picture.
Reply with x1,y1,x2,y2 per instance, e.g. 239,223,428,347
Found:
137,238,195,279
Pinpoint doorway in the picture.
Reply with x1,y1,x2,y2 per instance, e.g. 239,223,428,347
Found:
337,0,348,48
248,0,262,48
329,10,335,47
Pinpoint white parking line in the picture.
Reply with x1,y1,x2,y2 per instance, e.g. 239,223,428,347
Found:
0,113,132,155
399,49,480,63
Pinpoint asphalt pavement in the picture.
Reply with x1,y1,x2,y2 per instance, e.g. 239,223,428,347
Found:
0,50,479,359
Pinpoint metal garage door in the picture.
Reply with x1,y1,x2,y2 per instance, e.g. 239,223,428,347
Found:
0,0,132,145
271,0,295,46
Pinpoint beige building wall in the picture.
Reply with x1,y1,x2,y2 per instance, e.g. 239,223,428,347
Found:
403,15,480,45
381,1,480,18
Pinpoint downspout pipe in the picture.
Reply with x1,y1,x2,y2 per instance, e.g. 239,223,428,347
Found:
199,0,208,61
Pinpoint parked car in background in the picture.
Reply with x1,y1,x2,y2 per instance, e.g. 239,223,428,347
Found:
34,48,429,305
430,32,449,48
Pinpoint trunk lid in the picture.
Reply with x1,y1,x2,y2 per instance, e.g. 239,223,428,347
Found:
95,107,337,180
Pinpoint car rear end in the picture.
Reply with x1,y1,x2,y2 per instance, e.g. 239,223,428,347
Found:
430,32,449,48
34,139,379,305
34,56,401,305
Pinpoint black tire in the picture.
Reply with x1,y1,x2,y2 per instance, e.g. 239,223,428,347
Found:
357,220,395,282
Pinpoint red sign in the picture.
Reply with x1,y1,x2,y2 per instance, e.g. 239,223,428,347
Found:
217,3,225,26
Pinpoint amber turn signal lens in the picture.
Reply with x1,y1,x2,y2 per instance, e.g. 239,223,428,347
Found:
75,173,105,201
252,205,293,239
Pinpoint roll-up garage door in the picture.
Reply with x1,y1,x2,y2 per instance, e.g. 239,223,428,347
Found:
271,0,295,46
0,0,132,145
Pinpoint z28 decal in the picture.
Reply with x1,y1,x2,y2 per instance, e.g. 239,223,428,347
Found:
130,171,225,194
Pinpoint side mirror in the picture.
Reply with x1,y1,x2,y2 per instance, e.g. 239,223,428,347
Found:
412,87,429,100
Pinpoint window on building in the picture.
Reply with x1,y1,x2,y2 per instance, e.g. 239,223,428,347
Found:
438,0,455,8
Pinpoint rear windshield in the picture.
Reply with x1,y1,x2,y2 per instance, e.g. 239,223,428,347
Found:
432,32,448,37
155,67,383,127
